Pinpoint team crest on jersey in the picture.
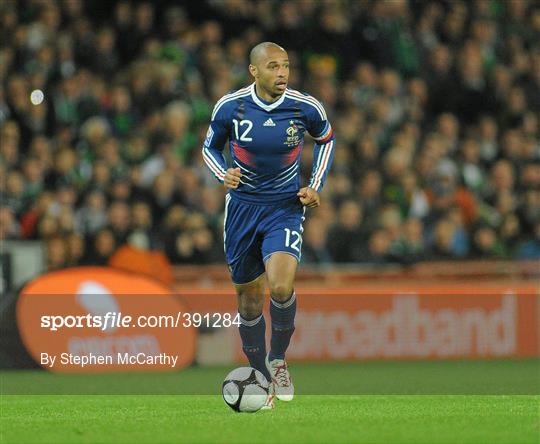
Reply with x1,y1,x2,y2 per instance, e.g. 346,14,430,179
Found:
284,120,300,147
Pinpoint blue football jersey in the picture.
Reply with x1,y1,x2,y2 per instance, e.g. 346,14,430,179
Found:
203,83,335,204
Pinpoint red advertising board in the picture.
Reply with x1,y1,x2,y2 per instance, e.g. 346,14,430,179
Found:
177,284,539,361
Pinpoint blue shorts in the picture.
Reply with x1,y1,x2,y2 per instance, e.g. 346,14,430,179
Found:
223,194,305,284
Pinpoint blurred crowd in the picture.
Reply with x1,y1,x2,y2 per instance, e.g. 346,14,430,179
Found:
1,0,539,271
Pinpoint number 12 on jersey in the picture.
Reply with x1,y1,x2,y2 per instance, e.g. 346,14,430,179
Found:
284,228,301,252
232,119,253,142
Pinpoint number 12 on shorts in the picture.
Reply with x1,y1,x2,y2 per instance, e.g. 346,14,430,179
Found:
284,228,302,252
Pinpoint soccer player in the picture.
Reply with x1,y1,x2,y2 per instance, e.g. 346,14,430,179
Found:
202,42,334,406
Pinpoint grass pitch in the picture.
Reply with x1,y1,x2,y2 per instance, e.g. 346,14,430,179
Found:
2,395,538,443
1,360,539,443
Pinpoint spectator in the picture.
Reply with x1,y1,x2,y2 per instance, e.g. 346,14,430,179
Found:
363,228,393,264
67,232,85,266
328,199,365,263
470,223,505,258
499,213,522,258
426,160,477,227
83,228,117,265
150,171,182,224
399,218,425,263
458,138,485,194
0,206,20,240
46,236,68,271
427,218,462,260
301,217,332,265
516,221,540,259
75,189,107,234
106,200,131,244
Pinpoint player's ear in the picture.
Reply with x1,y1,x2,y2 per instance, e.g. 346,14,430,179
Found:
248,64,258,78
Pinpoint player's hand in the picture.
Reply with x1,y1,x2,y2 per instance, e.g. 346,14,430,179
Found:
297,187,320,208
224,167,242,189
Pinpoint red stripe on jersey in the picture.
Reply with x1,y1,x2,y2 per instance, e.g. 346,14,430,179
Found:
283,143,302,167
232,142,255,167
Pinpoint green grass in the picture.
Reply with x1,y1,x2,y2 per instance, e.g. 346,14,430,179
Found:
1,395,538,443
1,360,539,443
1,359,538,394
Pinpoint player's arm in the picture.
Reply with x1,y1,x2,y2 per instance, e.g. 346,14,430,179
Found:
300,103,335,208
202,104,241,188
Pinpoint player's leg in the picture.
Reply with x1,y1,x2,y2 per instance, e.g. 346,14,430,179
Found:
261,201,303,401
234,273,272,382
235,273,275,410
223,196,272,381
265,252,298,363
264,253,297,401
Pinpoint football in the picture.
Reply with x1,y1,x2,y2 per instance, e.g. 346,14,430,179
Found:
222,367,269,412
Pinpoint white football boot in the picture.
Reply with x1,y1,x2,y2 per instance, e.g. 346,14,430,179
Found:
265,355,294,401
260,383,275,410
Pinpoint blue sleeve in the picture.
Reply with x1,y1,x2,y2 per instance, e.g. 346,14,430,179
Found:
305,101,335,193
202,103,230,184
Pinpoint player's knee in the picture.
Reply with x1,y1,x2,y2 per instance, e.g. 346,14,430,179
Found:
269,283,293,302
237,293,263,319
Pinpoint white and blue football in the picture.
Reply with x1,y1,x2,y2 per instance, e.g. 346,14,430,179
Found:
222,367,269,412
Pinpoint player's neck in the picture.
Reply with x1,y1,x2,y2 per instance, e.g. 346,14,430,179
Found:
254,83,283,103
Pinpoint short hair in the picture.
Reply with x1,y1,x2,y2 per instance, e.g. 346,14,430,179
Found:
249,42,285,65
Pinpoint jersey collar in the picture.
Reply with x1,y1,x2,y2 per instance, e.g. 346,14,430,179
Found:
250,83,286,112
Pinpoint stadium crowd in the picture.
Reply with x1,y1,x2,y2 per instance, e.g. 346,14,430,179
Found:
0,0,539,271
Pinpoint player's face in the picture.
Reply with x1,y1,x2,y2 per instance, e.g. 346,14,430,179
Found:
251,48,289,98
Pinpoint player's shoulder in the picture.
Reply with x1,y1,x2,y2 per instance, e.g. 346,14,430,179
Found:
284,87,319,101
284,87,327,120
217,84,253,103
211,85,252,120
